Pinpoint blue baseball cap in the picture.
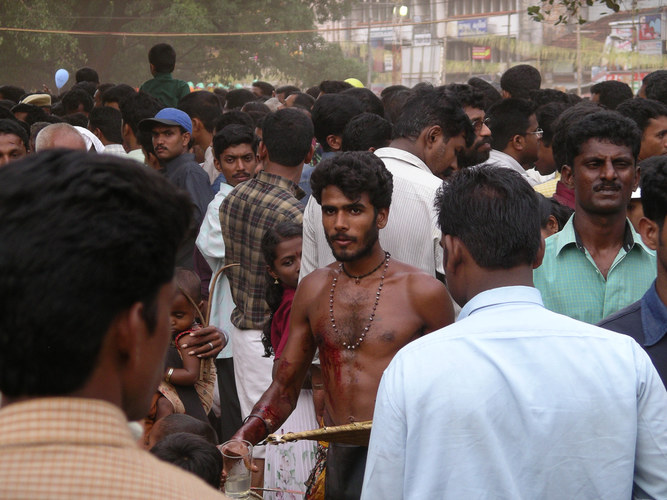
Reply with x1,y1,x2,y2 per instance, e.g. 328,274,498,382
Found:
139,107,193,134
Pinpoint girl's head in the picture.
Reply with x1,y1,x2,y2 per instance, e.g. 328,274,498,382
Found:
171,268,203,334
538,194,573,240
261,221,303,290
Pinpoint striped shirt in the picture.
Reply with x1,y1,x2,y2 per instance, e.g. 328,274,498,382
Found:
220,170,305,330
0,398,227,499
534,215,656,324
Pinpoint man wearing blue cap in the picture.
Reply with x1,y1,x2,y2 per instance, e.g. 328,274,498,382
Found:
140,108,213,269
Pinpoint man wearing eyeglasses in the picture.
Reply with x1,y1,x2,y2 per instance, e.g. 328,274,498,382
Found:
483,98,547,186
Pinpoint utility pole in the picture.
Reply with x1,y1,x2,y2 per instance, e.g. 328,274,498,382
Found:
366,1,373,88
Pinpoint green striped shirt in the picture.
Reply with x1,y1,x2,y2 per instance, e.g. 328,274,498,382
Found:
534,215,656,324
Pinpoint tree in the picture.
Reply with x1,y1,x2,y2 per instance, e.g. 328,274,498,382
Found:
528,0,621,25
0,0,364,90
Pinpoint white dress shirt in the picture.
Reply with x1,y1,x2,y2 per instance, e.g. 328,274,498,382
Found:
362,286,667,500
485,149,543,186
300,147,444,278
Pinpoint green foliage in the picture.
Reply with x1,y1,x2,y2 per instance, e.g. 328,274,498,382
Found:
528,0,621,25
0,0,359,90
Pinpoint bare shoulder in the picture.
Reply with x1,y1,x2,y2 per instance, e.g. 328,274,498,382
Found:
298,263,339,293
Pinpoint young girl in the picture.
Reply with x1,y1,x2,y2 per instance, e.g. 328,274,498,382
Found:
260,222,318,500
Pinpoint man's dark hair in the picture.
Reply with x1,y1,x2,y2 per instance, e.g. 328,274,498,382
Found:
435,166,541,269
96,83,114,99
563,110,641,168
177,91,223,133
212,124,257,158
311,94,364,151
287,92,315,111
0,85,26,104
150,433,222,488
639,155,667,227
72,81,97,98
500,64,541,99
467,77,502,110
616,98,667,134
75,67,99,84
62,112,89,128
590,80,633,110
382,89,413,125
118,91,164,137
101,84,136,107
538,194,573,232
13,104,48,126
305,85,320,99
62,89,94,115
342,113,392,152
341,87,385,117
441,83,485,110
536,102,570,148
311,151,393,211
276,85,301,98
529,88,571,107
0,150,192,397
214,110,254,133
318,80,353,94
148,43,177,73
224,89,257,111
150,413,219,445
644,70,667,104
380,85,409,98
262,108,313,167
241,101,271,116
0,119,28,150
393,89,474,146
486,98,536,151
252,81,275,97
89,106,123,144
551,101,602,172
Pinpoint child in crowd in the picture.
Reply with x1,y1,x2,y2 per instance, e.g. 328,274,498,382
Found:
150,432,223,490
260,222,318,500
148,413,219,449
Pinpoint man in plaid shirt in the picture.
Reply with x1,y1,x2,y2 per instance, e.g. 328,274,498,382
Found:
220,108,314,471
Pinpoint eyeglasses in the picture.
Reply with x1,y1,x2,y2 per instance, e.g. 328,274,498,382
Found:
471,117,491,133
525,128,544,139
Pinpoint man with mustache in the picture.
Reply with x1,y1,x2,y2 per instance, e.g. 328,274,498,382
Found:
534,111,656,324
226,152,454,500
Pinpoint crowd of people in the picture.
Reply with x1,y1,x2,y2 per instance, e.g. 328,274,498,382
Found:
0,42,667,499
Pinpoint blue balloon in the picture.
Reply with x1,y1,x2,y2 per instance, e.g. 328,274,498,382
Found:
55,69,69,89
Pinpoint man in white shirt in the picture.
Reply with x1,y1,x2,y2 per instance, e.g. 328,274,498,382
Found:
301,89,473,279
362,166,667,500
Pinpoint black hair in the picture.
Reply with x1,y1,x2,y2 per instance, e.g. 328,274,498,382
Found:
287,92,315,112
118,91,164,136
529,88,571,107
262,109,313,167
0,85,26,104
177,91,223,133
644,70,667,104
88,106,123,144
62,112,89,128
148,43,177,73
341,87,385,117
150,433,222,489
639,155,667,227
311,151,393,211
14,104,48,126
75,67,99,84
305,85,320,99
241,101,271,115
0,150,192,397
563,110,641,168
393,88,474,146
224,89,257,111
0,119,28,150
252,81,275,97
381,89,413,125
95,83,115,99
551,101,602,172
486,98,536,150
311,94,364,152
62,88,94,115
500,64,541,99
590,80,633,110
72,81,97,98
342,113,392,152
380,85,409,98
538,194,573,231
174,267,202,305
536,102,570,148
441,83,485,110
616,98,667,134
101,84,137,106
276,85,301,98
435,166,541,269
150,413,219,445
214,110,254,134
212,124,257,158
467,77,502,110
260,221,303,357
318,80,353,94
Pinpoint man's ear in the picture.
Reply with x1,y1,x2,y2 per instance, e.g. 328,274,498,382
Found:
638,216,659,251
113,302,148,368
91,127,103,141
122,122,133,139
258,141,268,161
304,144,314,165
561,164,575,189
511,134,525,151
632,165,641,192
501,89,511,99
443,234,463,275
326,135,342,152
425,125,442,148
181,131,191,148
376,207,389,229
545,215,559,238
213,157,223,173
533,236,545,269
191,117,203,135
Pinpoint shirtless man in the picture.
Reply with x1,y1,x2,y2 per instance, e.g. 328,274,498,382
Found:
226,151,454,499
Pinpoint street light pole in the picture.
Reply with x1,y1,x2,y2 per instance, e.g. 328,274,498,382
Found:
367,1,373,87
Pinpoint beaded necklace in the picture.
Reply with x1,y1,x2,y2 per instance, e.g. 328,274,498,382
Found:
329,252,390,350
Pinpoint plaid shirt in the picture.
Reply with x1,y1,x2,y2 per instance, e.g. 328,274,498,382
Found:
220,171,305,330
534,215,656,324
